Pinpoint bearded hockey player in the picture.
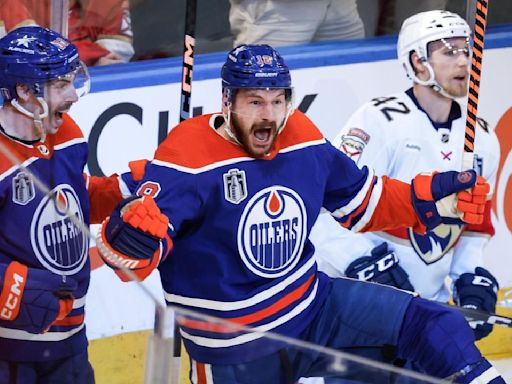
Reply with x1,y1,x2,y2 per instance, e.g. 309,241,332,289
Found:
97,43,505,383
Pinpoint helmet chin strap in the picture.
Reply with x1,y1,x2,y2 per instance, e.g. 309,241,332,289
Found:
11,97,49,141
413,61,456,100
222,109,242,146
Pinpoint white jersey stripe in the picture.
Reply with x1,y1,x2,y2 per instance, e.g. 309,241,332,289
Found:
467,366,500,384
331,168,375,219
165,256,316,310
153,140,326,175
191,360,198,383
180,279,318,348
0,137,86,182
351,177,383,232
0,323,85,341
72,295,86,309
205,364,214,383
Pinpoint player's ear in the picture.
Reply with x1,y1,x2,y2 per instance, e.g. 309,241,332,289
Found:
15,84,31,102
410,52,428,78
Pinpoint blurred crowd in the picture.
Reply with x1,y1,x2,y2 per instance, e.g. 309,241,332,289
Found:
1,0,511,65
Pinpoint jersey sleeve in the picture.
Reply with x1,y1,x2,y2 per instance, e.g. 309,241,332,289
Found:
310,212,375,276
322,144,420,234
133,162,203,239
85,174,123,224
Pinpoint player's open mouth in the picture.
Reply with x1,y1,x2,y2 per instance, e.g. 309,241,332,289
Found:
253,127,272,144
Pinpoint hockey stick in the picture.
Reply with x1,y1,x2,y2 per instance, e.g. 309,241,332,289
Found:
179,0,197,122
437,302,512,329
462,0,489,170
173,0,198,362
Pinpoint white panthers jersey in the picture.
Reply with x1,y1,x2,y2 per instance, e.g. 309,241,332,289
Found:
311,89,500,301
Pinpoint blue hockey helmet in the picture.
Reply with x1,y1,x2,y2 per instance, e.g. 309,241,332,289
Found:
221,44,292,94
0,26,89,101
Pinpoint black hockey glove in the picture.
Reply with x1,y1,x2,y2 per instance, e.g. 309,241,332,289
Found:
454,267,499,340
344,242,415,292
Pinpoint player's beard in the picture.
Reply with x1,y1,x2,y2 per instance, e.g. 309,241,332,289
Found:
444,81,468,98
441,73,469,99
231,113,279,157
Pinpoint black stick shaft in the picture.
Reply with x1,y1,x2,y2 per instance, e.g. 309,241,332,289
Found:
174,0,197,359
179,0,198,122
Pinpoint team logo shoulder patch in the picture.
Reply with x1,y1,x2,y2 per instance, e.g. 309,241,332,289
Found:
223,168,248,204
12,172,35,205
339,128,370,163
237,186,307,278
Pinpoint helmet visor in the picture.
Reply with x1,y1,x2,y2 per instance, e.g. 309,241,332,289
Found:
51,60,90,99
72,61,91,98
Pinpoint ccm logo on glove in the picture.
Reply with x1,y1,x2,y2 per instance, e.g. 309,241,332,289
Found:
0,263,27,321
354,252,398,281
471,275,498,291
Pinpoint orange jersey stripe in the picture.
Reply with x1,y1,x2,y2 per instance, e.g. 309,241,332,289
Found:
362,177,421,233
178,274,315,333
196,362,207,384
0,113,84,175
52,314,85,327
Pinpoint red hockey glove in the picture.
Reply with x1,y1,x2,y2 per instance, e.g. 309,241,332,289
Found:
0,262,76,334
96,196,171,282
411,170,489,232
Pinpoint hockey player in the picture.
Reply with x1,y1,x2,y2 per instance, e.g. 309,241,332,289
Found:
312,10,500,348
96,44,505,383
0,26,136,383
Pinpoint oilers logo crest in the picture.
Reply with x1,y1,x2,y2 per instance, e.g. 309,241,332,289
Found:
30,184,87,275
237,186,307,278
408,223,463,264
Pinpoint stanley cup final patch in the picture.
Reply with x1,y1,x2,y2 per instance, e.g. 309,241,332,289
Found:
12,172,35,205
223,168,248,204
339,128,370,163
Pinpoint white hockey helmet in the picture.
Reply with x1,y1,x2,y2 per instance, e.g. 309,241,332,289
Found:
397,10,471,95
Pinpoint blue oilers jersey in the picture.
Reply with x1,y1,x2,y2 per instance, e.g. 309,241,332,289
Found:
136,110,421,364
0,114,89,361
